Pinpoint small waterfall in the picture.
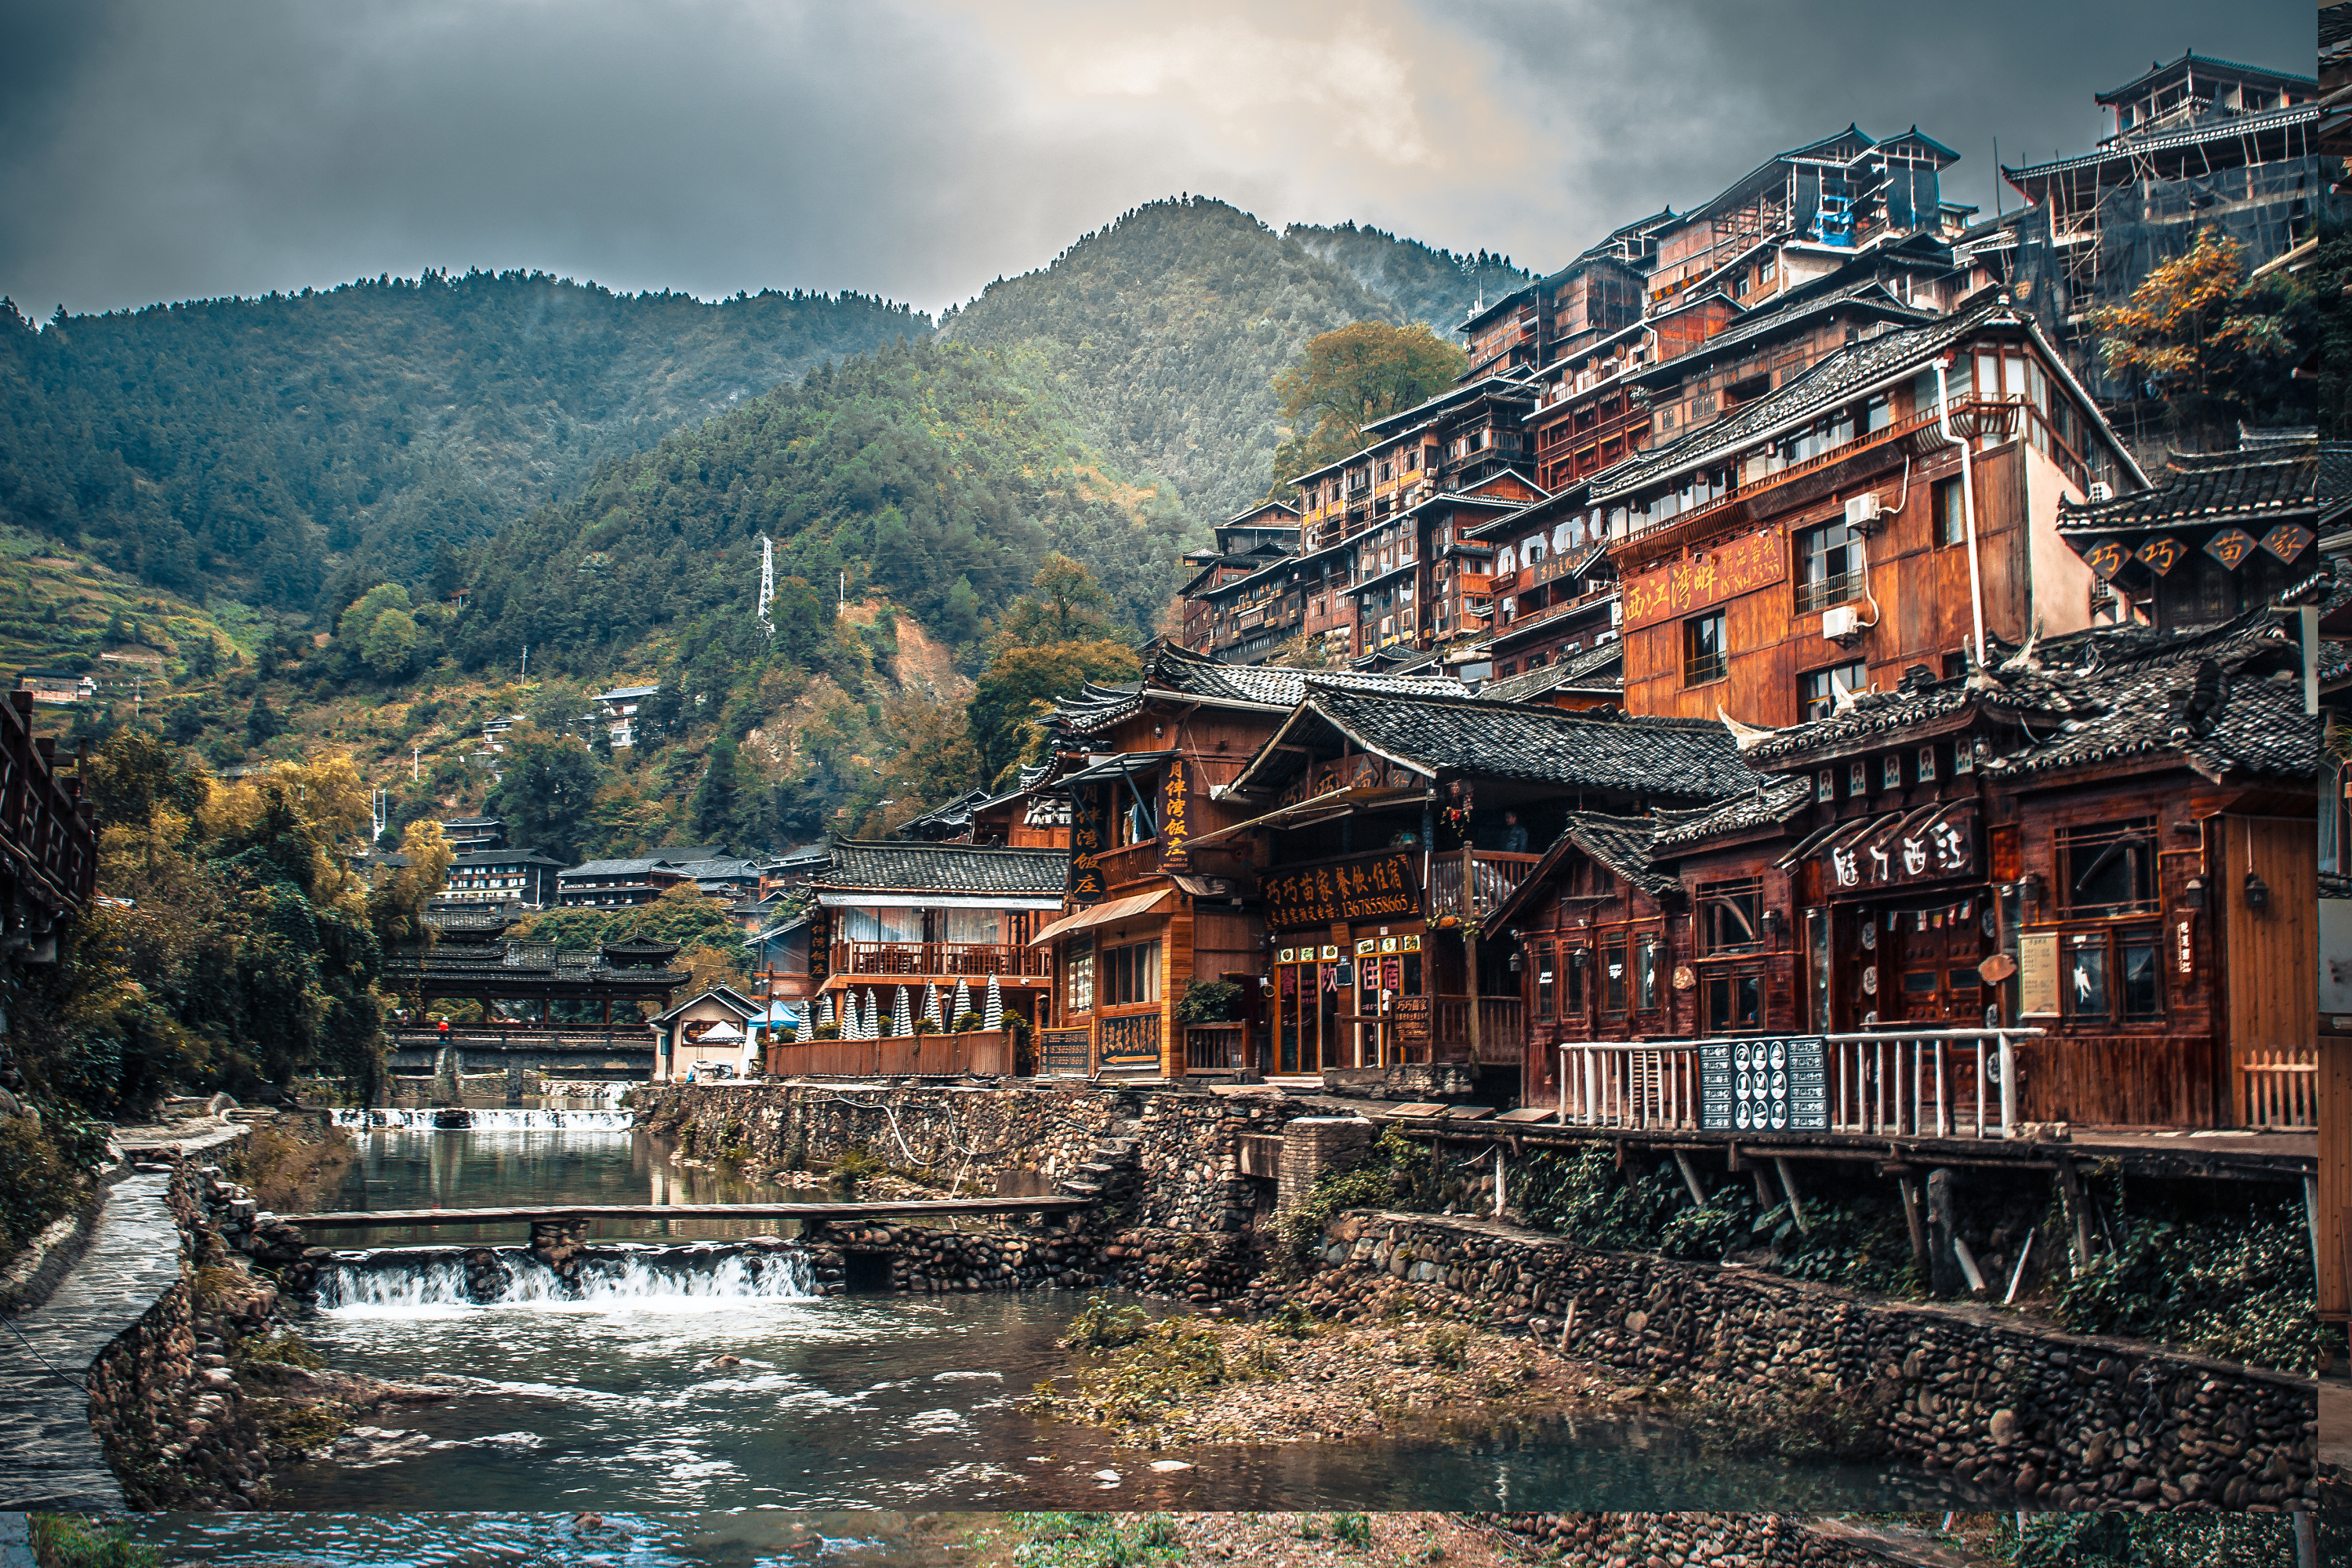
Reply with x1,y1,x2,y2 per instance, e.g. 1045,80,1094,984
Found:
331,1108,637,1132
317,1242,818,1310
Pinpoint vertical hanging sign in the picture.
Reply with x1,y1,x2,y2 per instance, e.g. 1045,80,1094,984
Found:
807,906,831,984
1160,759,1192,872
1069,789,1105,906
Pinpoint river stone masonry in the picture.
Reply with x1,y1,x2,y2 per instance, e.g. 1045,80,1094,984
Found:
1480,1513,1976,1568
1272,1210,2319,1512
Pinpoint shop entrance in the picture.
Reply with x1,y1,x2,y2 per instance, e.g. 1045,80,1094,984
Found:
1852,895,1994,1028
1275,946,1345,1075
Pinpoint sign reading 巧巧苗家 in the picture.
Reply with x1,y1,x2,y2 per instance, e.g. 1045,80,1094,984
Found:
1699,1036,1828,1131
1263,851,1420,930
1622,529,1787,632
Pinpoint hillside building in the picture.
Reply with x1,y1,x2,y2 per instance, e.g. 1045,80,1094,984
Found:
438,848,562,908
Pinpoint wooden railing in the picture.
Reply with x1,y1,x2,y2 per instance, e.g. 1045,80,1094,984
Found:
2235,1047,2318,1129
1183,1023,1251,1072
2,689,96,913
1433,996,1526,1063
768,1028,1011,1078
387,1028,652,1052
1427,850,1541,917
831,941,1051,979
1554,1029,2044,1139
1092,840,1164,891
1606,399,2026,564
1097,1009,1163,1071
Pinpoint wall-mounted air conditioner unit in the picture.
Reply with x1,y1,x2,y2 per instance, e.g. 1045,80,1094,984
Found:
1844,492,1884,532
1823,606,1864,643
2088,481,2114,502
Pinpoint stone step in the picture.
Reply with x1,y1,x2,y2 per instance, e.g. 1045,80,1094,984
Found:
1079,1161,1123,1178
1060,1179,1105,1197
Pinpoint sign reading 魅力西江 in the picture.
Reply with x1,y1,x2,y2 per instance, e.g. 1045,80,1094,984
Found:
1264,851,1419,930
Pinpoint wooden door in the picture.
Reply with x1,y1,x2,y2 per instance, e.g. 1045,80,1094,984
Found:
2223,816,2317,1127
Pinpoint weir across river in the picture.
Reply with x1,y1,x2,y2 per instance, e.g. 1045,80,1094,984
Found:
277,1196,1094,1230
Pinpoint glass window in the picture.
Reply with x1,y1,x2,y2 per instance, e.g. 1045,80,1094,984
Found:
1698,880,1763,953
2119,927,2163,1017
1795,521,1864,613
2066,933,2109,1018
1566,947,1587,1016
1603,942,1628,1014
1800,661,1868,720
1102,939,1161,1006
1535,946,1555,1019
1933,477,1966,547
1066,939,1095,1014
1704,972,1762,1033
2059,820,2159,916
1684,612,1727,685
945,908,1001,945
1635,936,1663,1012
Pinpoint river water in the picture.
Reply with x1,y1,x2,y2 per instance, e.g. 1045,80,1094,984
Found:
136,1123,1985,1548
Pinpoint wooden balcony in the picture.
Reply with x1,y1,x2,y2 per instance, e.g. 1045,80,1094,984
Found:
829,942,1051,981
1426,850,1541,918
3,689,96,916
1433,996,1526,1065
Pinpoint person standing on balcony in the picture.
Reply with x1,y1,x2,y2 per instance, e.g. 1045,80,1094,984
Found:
1500,811,1530,853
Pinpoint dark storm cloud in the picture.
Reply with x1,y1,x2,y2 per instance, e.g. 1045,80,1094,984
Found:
0,0,2319,319
1429,0,2318,263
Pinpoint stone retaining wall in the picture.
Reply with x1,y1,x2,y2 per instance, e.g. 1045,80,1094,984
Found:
644,1082,1138,1189
1272,1210,2319,1512
1480,1513,1965,1568
0,1149,270,1511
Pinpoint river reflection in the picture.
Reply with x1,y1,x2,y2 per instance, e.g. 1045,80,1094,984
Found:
308,1127,827,1249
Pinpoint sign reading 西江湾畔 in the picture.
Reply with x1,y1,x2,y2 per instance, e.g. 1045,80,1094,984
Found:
1699,1036,1828,1131
1264,851,1419,930
1622,528,1787,632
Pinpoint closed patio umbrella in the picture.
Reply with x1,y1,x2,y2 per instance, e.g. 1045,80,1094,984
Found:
923,983,943,1029
891,986,912,1036
952,979,972,1025
983,975,1003,1032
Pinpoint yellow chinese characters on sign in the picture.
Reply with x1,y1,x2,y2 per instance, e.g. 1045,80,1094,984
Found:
1623,528,1788,632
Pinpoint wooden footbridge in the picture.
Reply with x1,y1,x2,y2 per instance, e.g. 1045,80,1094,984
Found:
279,1196,1092,1230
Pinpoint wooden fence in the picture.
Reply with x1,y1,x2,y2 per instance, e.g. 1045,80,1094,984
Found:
767,1028,1011,1078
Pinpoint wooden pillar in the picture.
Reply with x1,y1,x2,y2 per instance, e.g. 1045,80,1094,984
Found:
1463,851,1483,1064
2320,1034,2350,1323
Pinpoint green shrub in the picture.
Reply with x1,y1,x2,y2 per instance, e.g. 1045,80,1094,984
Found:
1268,1125,1433,1273
1328,1514,1373,1550
30,1516,158,1568
954,1011,985,1033
2049,1171,2328,1373
232,1330,325,1370
0,1115,93,1258
1994,1511,2291,1567
1171,979,1240,1025
827,1144,885,1196
1061,1292,1151,1351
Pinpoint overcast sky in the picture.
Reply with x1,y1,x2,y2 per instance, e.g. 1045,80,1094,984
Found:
0,0,2317,321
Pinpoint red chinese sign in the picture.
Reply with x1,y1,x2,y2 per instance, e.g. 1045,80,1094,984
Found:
1623,528,1787,632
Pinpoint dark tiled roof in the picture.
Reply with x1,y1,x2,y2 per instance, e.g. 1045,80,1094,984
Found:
1592,299,2033,503
1740,616,2321,782
2056,444,2323,535
559,857,680,879
1559,813,1677,898
1047,647,1464,735
452,849,562,868
1475,642,1624,704
1628,279,1934,391
1650,775,1815,853
818,840,1068,895
1283,685,1765,800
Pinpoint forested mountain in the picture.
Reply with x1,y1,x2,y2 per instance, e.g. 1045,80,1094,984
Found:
936,198,1412,521
0,273,924,612
1287,221,1537,336
459,336,1195,682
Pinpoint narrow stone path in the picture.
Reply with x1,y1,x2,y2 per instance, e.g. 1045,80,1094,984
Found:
0,1172,181,1510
